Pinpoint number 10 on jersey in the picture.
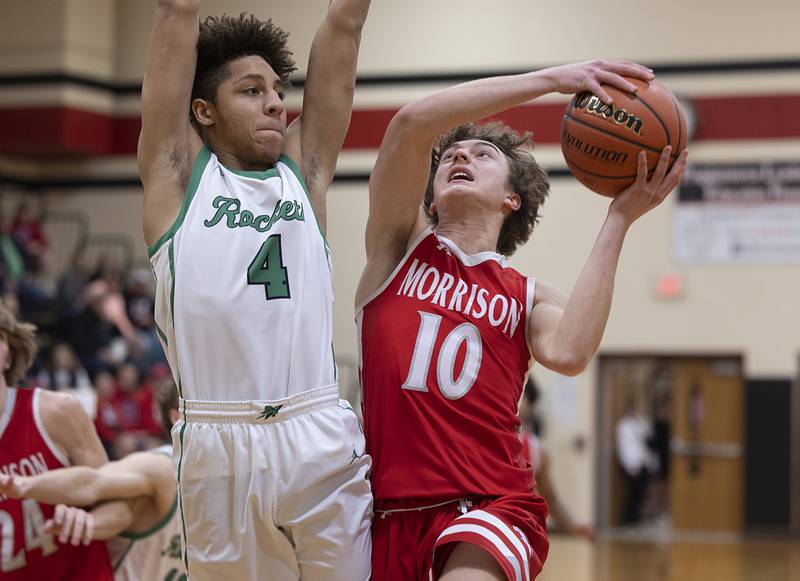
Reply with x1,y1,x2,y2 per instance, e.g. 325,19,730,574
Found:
402,311,483,400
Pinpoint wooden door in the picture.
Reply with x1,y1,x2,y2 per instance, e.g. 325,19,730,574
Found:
670,358,744,531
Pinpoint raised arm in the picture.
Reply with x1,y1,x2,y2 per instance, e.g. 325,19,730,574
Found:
0,452,158,507
138,0,203,246
529,147,688,375
284,0,371,232
356,61,654,305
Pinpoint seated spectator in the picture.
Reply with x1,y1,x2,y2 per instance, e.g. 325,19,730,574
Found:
37,342,96,418
94,363,163,459
125,268,166,373
10,200,48,273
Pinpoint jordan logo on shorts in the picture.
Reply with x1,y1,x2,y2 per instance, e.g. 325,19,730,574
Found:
257,405,283,420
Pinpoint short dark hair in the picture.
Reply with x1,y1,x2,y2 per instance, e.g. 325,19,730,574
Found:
192,13,297,127
424,122,550,256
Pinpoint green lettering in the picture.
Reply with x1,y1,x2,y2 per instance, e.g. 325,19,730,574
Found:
239,210,254,228
203,196,240,228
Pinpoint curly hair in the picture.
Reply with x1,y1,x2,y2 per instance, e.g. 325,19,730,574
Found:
424,122,550,256
0,302,38,387
192,13,297,127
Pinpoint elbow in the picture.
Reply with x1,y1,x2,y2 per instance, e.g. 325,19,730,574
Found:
326,0,371,35
551,353,592,377
156,0,199,15
390,102,432,136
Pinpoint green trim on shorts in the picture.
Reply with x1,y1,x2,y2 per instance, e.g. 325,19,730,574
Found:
176,419,189,575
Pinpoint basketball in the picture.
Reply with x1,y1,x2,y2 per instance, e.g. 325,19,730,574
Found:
560,78,687,197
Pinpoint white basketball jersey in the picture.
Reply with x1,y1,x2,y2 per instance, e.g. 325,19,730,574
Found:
108,446,183,581
149,147,336,401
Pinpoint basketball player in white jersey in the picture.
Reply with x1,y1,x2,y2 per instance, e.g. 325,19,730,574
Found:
0,381,184,581
138,2,372,579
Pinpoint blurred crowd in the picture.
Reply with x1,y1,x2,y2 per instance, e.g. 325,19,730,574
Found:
1,198,170,459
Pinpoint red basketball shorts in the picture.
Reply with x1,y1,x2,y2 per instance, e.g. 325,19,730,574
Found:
371,493,549,581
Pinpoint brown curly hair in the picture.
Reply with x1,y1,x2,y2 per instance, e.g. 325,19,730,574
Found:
192,13,297,129
424,122,550,256
0,302,38,387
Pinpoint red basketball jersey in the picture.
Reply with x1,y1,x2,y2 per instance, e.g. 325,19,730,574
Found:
359,230,536,501
0,387,114,580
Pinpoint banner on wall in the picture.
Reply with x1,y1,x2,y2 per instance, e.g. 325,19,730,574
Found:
674,162,800,264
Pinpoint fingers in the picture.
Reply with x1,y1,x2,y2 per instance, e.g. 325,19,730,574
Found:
43,518,58,535
613,60,655,82
651,146,672,186
70,508,87,546
661,149,689,192
634,151,648,188
595,69,639,96
54,504,72,544
83,513,95,546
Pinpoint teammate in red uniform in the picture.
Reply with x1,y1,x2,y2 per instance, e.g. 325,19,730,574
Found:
0,303,114,579
357,60,688,580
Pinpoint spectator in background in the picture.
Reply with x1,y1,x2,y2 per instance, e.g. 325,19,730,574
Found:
37,342,96,418
649,392,673,520
72,279,140,376
10,200,48,273
519,378,593,539
124,268,165,374
1,207,25,291
56,251,93,338
616,396,656,525
94,371,119,458
94,363,162,459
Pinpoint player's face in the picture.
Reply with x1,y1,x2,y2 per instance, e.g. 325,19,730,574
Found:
431,139,520,218
210,56,288,165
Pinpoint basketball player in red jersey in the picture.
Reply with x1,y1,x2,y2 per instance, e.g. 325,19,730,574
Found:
357,60,688,580
0,302,114,579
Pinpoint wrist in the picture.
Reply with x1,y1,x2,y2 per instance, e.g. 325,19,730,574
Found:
604,208,633,233
530,68,558,94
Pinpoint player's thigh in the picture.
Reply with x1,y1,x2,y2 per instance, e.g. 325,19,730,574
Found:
439,542,506,581
278,405,373,581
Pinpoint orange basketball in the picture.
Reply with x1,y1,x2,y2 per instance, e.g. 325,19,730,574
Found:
560,78,687,197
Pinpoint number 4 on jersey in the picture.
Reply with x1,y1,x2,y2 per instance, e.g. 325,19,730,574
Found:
248,234,290,300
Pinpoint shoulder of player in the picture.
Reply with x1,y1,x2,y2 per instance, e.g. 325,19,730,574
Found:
37,390,91,456
38,389,87,428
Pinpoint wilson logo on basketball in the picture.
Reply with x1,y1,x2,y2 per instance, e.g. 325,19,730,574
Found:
573,92,645,135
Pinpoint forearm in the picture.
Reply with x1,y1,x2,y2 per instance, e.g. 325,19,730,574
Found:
549,212,628,370
399,69,559,140
17,467,102,507
89,500,135,540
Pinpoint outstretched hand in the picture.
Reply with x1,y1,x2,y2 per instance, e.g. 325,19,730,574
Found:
44,504,95,546
543,59,654,103
610,147,689,225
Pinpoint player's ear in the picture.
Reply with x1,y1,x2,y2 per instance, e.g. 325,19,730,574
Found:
505,192,521,212
191,98,215,128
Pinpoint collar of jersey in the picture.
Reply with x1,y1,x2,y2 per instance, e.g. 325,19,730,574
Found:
434,233,509,268
219,156,289,180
